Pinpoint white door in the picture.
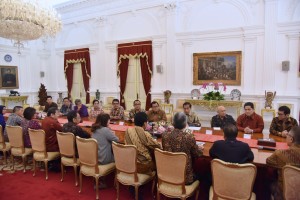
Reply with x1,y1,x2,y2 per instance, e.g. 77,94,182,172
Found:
123,56,146,110
71,63,86,103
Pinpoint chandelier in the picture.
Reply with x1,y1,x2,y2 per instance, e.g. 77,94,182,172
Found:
0,0,62,54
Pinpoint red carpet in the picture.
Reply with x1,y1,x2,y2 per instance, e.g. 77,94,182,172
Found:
0,166,155,200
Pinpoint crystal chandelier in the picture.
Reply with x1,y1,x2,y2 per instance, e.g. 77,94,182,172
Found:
0,0,62,54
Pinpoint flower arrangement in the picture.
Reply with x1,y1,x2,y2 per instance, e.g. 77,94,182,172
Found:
200,82,226,101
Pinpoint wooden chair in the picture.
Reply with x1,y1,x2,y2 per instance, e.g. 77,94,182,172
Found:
154,148,199,200
76,137,116,200
210,159,257,200
56,131,79,186
282,165,300,200
112,142,156,200
28,129,60,180
0,125,11,165
6,126,32,172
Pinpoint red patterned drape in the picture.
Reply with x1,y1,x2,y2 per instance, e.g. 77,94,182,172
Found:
117,41,152,110
64,48,91,103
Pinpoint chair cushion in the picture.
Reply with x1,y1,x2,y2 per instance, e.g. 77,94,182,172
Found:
209,186,256,200
11,147,32,156
158,180,199,198
117,171,155,186
61,156,80,166
80,162,115,177
0,142,11,151
33,152,60,161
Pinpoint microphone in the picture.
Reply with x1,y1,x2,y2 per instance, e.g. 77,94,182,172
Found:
257,146,276,151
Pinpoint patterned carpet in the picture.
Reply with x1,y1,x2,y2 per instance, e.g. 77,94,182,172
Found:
0,155,33,173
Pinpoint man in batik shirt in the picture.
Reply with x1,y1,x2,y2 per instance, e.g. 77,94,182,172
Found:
267,127,300,200
211,106,236,129
129,99,146,121
162,112,203,185
269,106,298,137
110,99,124,120
147,101,167,122
183,102,201,127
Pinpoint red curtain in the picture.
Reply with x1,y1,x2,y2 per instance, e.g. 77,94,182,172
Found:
64,48,91,103
117,41,152,110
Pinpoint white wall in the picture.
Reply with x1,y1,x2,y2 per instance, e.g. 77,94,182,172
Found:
0,0,299,121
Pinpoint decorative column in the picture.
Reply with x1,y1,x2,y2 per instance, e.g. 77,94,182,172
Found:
182,41,193,91
164,2,177,90
263,0,278,90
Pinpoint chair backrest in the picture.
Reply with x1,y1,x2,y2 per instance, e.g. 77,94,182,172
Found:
112,142,137,174
155,148,187,186
28,129,46,152
211,159,257,200
282,165,300,200
56,131,76,157
76,136,98,172
0,125,5,148
6,125,24,148
161,103,174,114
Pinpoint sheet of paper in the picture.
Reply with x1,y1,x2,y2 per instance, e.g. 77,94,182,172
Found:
243,134,251,139
119,122,124,126
189,127,201,131
205,130,213,135
213,127,221,130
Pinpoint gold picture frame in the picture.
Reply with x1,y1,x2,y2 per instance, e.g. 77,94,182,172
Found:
193,51,242,85
0,65,19,89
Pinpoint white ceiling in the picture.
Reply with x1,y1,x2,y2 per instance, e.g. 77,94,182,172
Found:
47,0,73,6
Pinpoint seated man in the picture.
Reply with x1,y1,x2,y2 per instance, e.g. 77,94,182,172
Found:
74,99,89,117
44,96,58,112
211,106,236,129
60,97,73,116
209,124,254,163
109,99,124,120
237,102,264,133
62,110,90,139
269,106,298,137
183,102,201,127
147,101,167,122
162,112,203,185
129,99,146,121
41,107,62,152
4,106,23,141
125,112,161,174
266,127,300,200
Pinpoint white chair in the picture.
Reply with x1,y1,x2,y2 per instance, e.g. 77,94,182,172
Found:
210,159,257,200
282,165,300,200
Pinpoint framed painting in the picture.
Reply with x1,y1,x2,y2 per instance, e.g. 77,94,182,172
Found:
193,51,242,85
0,65,19,89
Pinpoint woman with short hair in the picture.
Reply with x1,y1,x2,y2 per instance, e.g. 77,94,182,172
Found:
21,107,41,148
90,99,104,118
91,113,119,165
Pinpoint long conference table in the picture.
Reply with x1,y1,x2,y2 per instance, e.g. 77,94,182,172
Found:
58,117,284,200
3,113,283,200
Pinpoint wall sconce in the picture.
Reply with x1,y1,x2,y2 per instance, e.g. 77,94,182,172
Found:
156,64,163,73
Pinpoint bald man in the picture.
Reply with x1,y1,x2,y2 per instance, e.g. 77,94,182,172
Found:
211,106,236,129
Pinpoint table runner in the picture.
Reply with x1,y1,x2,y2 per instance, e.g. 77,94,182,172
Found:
193,133,288,150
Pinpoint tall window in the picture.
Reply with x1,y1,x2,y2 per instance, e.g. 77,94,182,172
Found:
71,63,86,102
124,57,146,109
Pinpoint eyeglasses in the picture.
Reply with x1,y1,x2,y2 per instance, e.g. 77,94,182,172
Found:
286,133,293,138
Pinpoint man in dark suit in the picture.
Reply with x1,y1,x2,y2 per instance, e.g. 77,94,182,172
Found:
209,124,254,163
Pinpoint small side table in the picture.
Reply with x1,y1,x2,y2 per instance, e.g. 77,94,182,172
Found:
261,109,276,118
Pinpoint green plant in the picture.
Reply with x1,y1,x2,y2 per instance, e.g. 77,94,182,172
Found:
203,91,224,101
